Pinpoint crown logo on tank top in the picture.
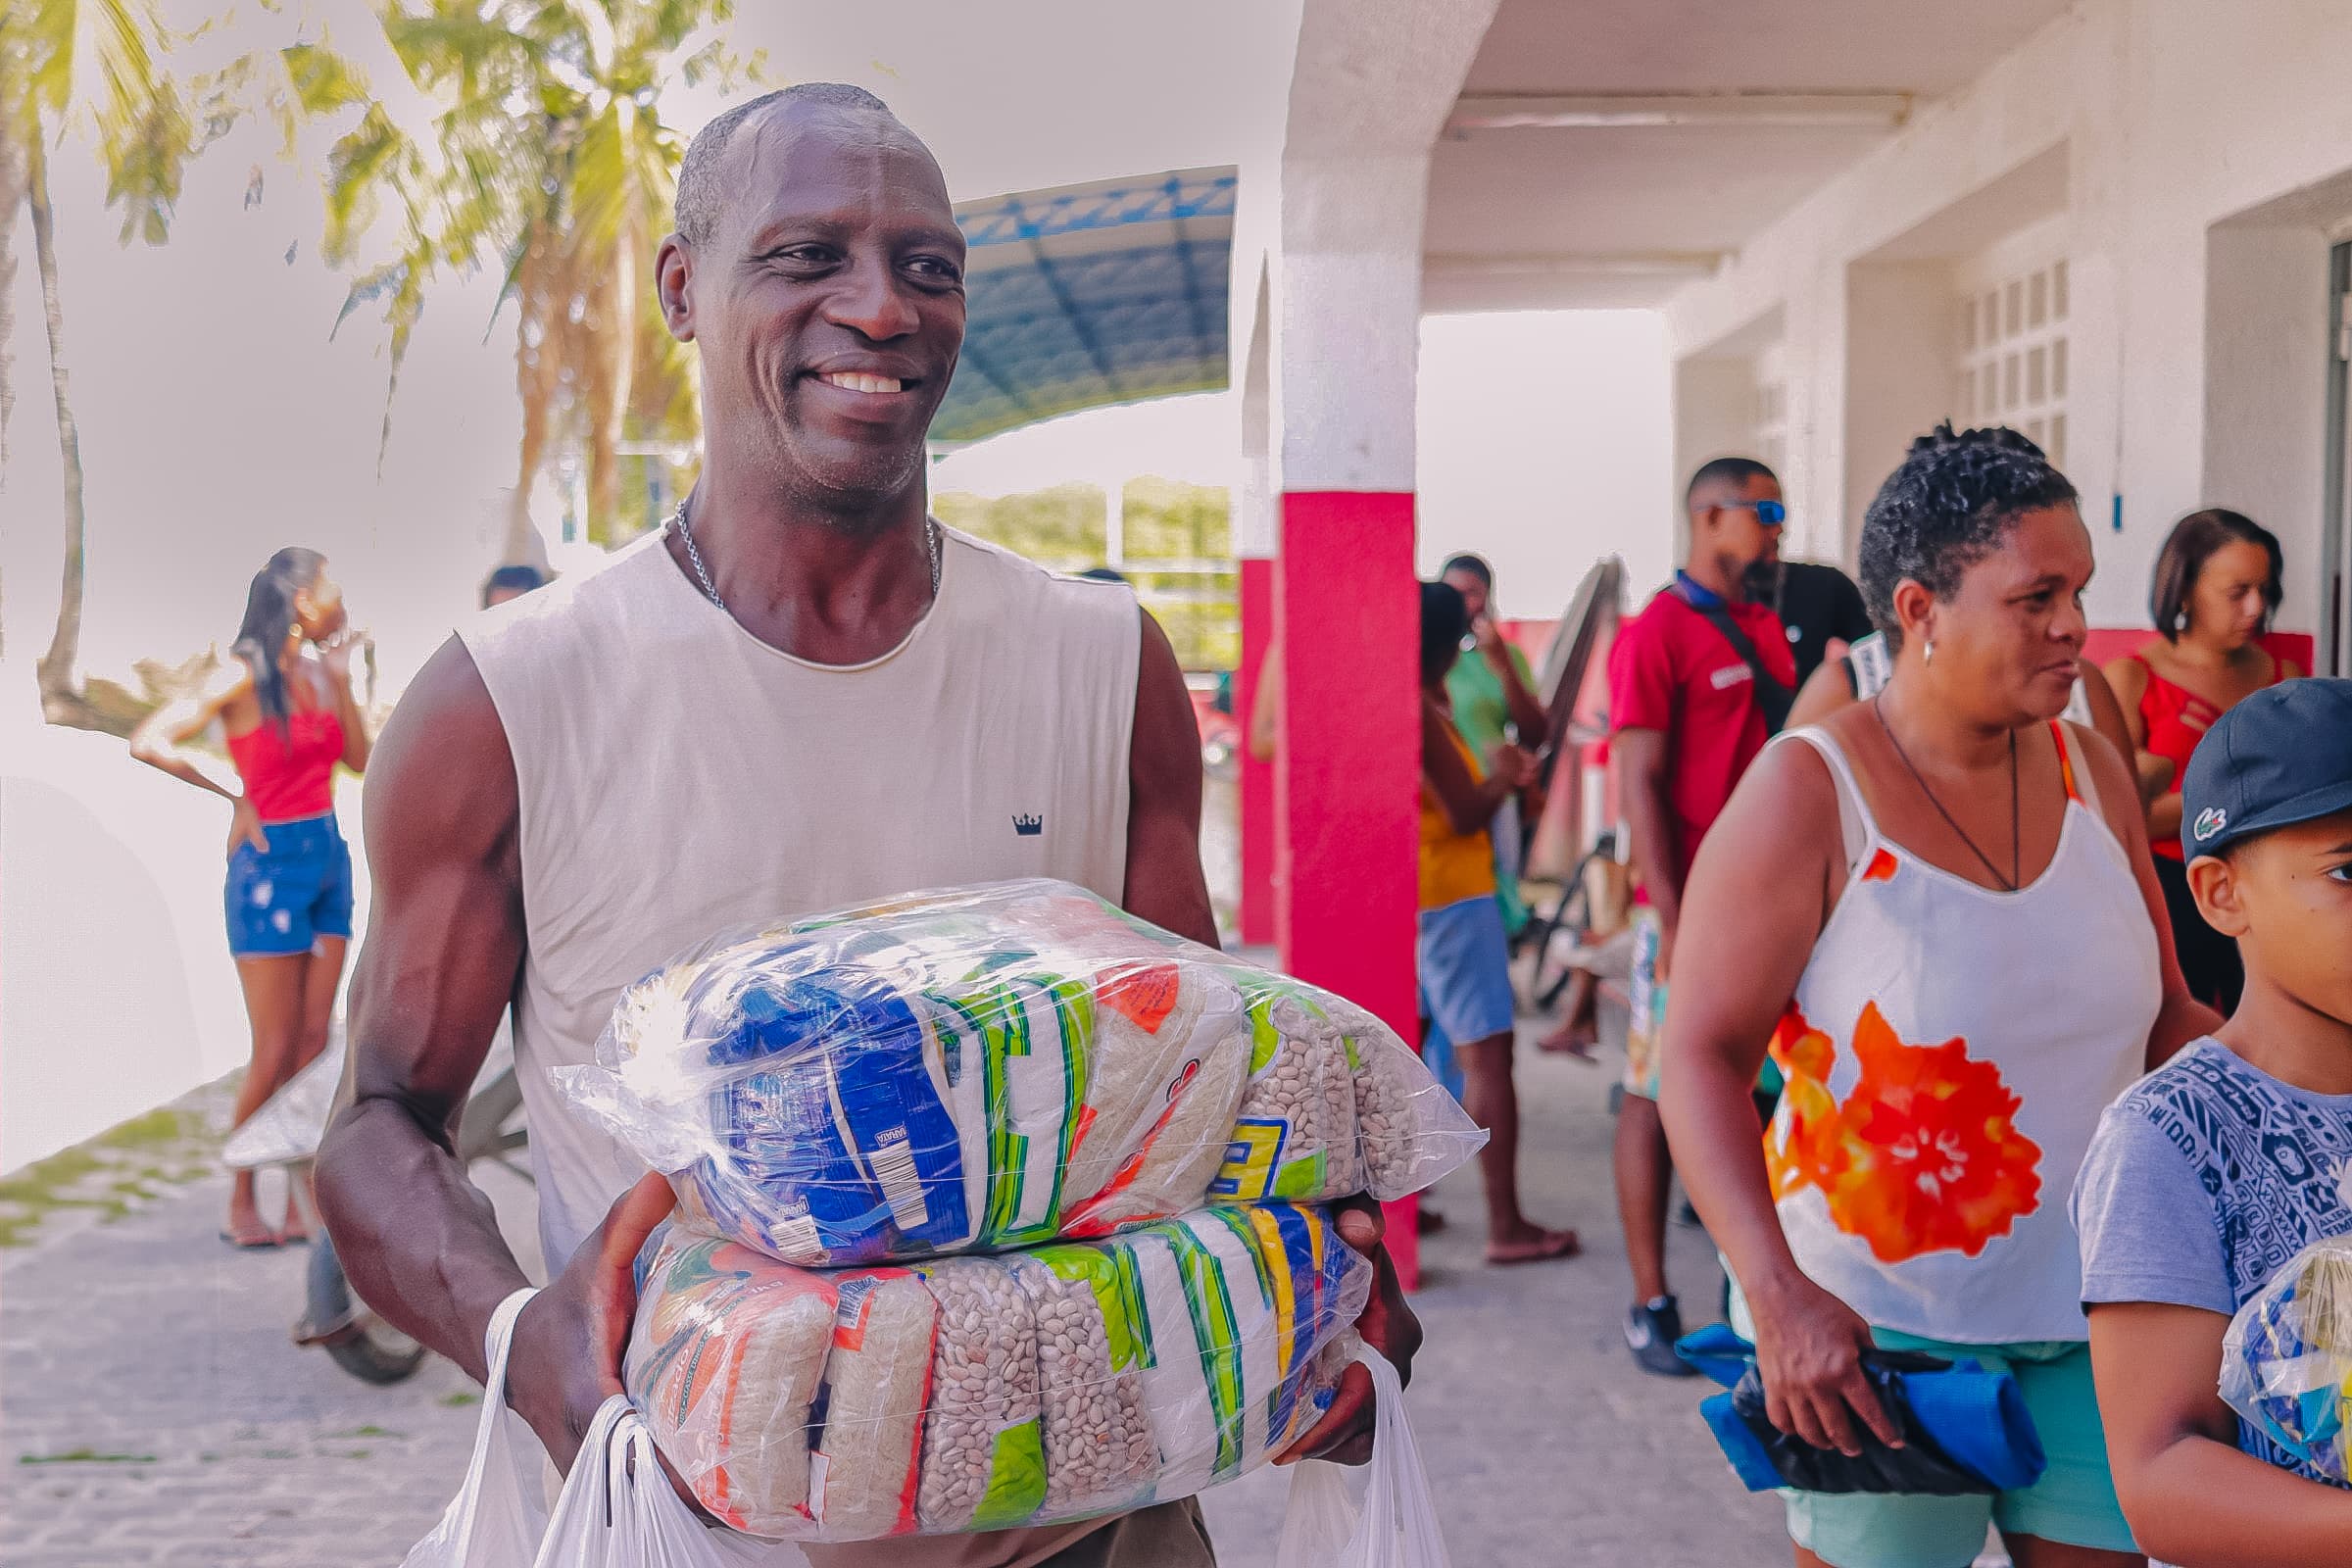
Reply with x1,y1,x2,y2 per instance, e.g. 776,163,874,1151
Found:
1012,814,1044,837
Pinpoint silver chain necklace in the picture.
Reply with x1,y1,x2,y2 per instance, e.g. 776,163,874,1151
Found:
667,500,940,612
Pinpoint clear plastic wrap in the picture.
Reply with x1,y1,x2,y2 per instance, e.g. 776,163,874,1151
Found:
2220,1232,2352,1483
627,1202,1371,1542
562,878,1484,1267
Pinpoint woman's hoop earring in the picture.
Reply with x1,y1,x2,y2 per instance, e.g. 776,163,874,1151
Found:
2175,612,2189,632
1924,639,1935,666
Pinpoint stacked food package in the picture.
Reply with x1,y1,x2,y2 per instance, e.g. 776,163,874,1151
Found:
626,1205,1369,1540
567,879,1479,1543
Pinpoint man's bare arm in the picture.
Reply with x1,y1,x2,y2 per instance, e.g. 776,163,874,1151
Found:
316,637,665,1472
318,637,529,1378
1122,611,1218,948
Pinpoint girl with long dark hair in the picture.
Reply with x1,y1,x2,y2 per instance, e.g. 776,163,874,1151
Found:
132,548,371,1248
2104,509,2301,1012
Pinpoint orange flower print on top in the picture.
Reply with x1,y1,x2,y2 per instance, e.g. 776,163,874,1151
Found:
1765,1002,2043,1263
1765,1007,1855,1200
1862,848,1899,883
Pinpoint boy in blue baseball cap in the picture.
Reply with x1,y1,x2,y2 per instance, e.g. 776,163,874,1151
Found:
2071,678,2352,1564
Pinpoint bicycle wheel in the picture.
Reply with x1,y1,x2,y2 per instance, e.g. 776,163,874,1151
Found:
306,1233,427,1386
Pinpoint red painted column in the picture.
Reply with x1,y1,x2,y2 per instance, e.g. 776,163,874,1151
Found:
1277,489,1421,1290
1237,558,1279,949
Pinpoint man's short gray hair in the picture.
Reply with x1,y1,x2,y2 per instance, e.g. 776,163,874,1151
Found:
673,83,898,249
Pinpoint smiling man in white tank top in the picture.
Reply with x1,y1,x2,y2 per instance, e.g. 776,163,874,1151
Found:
317,84,1416,1568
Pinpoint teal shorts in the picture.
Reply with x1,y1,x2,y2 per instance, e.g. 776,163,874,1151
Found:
1790,1333,2131,1568
1729,1292,2133,1567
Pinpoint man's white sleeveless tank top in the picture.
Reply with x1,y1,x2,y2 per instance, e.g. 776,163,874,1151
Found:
459,527,1140,1271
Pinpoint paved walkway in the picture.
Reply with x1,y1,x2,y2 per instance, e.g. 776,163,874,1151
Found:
0,1030,1784,1566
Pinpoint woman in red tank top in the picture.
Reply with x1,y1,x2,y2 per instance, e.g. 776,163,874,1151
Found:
131,549,372,1248
2104,509,2302,1011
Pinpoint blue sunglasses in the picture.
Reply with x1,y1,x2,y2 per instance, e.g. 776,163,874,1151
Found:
1721,499,1788,527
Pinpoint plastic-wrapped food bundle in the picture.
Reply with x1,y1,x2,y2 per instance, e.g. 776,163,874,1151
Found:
627,1202,1369,1542
2220,1233,2352,1484
563,878,1483,1267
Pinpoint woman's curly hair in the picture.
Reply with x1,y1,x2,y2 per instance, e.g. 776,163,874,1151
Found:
1858,422,2079,646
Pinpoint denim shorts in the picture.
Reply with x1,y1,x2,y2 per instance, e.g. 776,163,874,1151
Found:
224,812,354,957
1417,894,1517,1099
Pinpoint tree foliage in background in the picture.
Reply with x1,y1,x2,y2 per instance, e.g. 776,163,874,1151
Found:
932,482,1107,563
1122,476,1237,672
1,0,240,727
300,0,757,557
937,477,1238,671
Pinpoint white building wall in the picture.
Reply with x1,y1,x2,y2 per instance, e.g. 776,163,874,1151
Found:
1663,0,2352,650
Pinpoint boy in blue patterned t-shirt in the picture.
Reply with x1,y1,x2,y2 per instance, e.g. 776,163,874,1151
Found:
2073,679,2352,1566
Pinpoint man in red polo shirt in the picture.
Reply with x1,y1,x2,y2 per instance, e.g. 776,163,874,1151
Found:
1611,455,1795,1376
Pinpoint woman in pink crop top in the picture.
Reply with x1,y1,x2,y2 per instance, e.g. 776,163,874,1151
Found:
133,548,372,1248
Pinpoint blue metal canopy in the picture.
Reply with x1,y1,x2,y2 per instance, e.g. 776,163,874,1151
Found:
930,167,1238,446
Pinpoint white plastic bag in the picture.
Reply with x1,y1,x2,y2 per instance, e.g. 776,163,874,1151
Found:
405,1285,789,1568
538,1396,779,1568
1273,1348,1452,1568
403,1289,553,1568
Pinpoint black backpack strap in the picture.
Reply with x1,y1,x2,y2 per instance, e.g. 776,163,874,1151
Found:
1687,597,1795,734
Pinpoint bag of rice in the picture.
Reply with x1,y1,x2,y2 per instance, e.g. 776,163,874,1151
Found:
627,1227,837,1535
564,878,1485,1269
808,1269,936,1540
1060,963,1253,1237
1131,1204,1373,1494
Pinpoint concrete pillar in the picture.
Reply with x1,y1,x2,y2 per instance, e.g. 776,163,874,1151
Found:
1236,265,1281,949
1272,150,1428,1025
1272,0,1503,1289
1272,152,1427,1287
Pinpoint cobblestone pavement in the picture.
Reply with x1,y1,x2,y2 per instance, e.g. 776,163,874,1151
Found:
1,1029,1785,1567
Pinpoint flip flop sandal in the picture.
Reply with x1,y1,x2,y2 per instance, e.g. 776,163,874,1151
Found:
1486,1231,1581,1266
220,1227,281,1251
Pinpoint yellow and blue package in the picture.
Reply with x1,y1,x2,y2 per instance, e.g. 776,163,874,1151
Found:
2220,1234,2352,1484
625,1201,1370,1542
562,878,1483,1267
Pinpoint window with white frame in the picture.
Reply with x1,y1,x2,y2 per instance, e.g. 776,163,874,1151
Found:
1954,232,2070,469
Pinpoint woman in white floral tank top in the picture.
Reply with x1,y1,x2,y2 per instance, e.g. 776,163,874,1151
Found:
1659,425,2219,1568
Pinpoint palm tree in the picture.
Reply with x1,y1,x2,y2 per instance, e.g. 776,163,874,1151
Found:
312,0,752,558
1,0,215,726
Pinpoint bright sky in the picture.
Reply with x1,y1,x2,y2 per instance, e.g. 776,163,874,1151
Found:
0,0,1668,694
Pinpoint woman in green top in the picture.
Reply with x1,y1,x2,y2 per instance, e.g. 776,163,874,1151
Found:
1440,554,1550,937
